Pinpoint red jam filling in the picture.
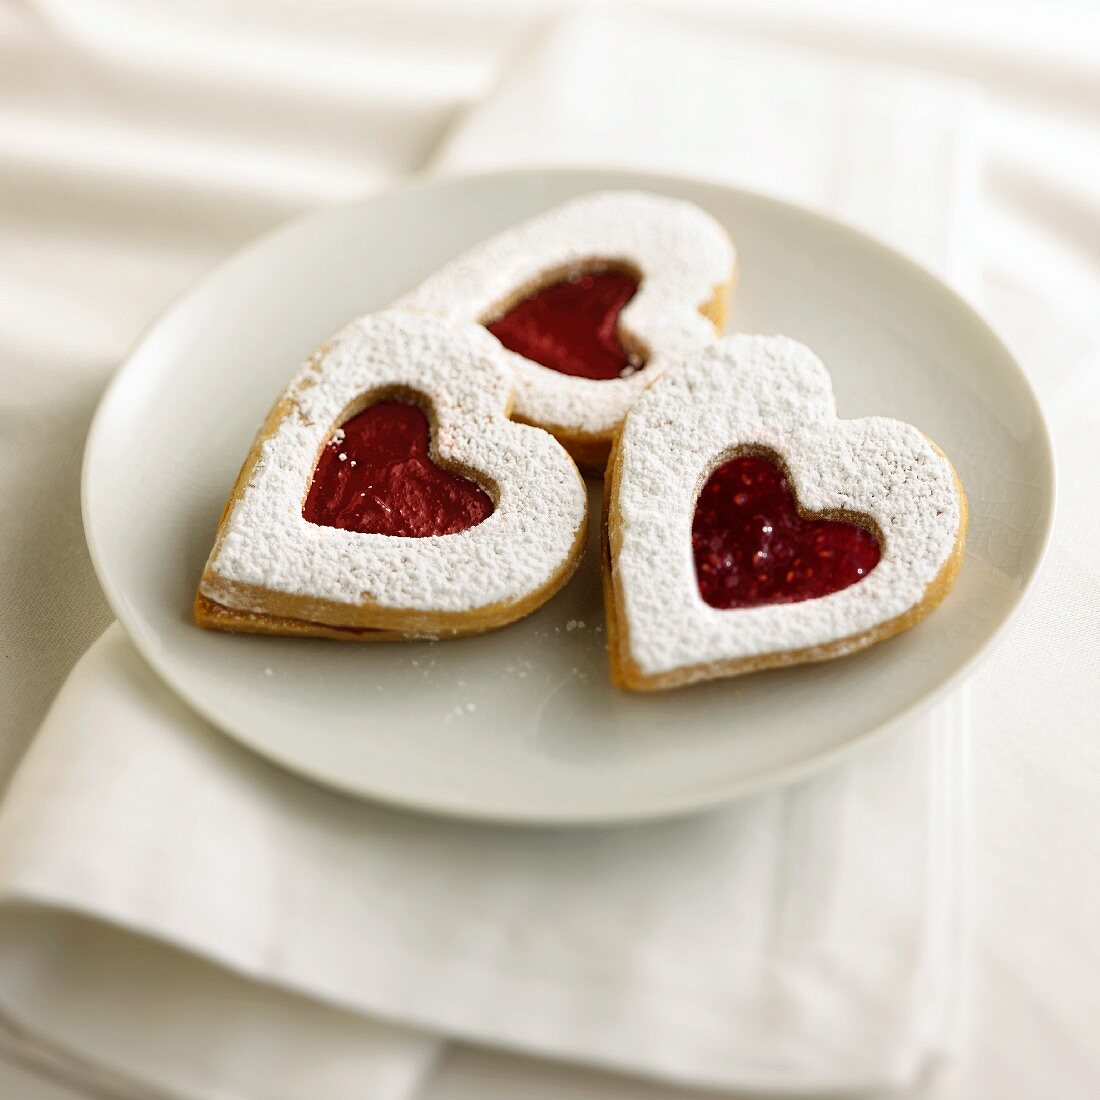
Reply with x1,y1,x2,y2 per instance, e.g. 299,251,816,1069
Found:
692,455,880,609
303,401,493,537
485,270,642,380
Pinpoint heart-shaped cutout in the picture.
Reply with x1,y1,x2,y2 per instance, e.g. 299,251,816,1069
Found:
604,335,966,690
396,191,736,468
196,312,588,640
485,270,642,381
692,454,880,609
303,401,494,536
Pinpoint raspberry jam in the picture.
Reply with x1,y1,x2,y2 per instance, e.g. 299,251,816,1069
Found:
303,401,493,536
692,455,880,609
485,270,641,380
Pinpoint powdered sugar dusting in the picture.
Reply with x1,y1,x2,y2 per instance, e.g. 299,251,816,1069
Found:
612,336,963,676
395,191,734,438
202,311,587,622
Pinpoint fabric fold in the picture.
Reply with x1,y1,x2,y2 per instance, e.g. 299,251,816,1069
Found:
0,626,967,1097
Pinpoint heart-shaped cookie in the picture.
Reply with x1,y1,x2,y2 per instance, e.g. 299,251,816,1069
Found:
196,312,588,640
604,336,967,690
396,191,736,469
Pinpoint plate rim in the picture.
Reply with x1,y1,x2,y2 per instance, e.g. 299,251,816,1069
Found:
81,165,1057,826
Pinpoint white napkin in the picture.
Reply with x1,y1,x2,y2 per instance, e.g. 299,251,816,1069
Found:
0,10,977,1099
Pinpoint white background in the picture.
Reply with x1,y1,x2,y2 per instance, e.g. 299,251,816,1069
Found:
1,1,1098,1096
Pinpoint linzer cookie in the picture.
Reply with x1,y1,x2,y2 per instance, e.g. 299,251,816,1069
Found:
196,311,588,640
396,191,736,469
603,335,967,690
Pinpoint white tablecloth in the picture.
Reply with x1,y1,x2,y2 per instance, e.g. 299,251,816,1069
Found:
1,2,1098,1098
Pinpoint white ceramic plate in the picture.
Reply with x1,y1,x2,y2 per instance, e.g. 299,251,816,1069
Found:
83,169,1054,825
